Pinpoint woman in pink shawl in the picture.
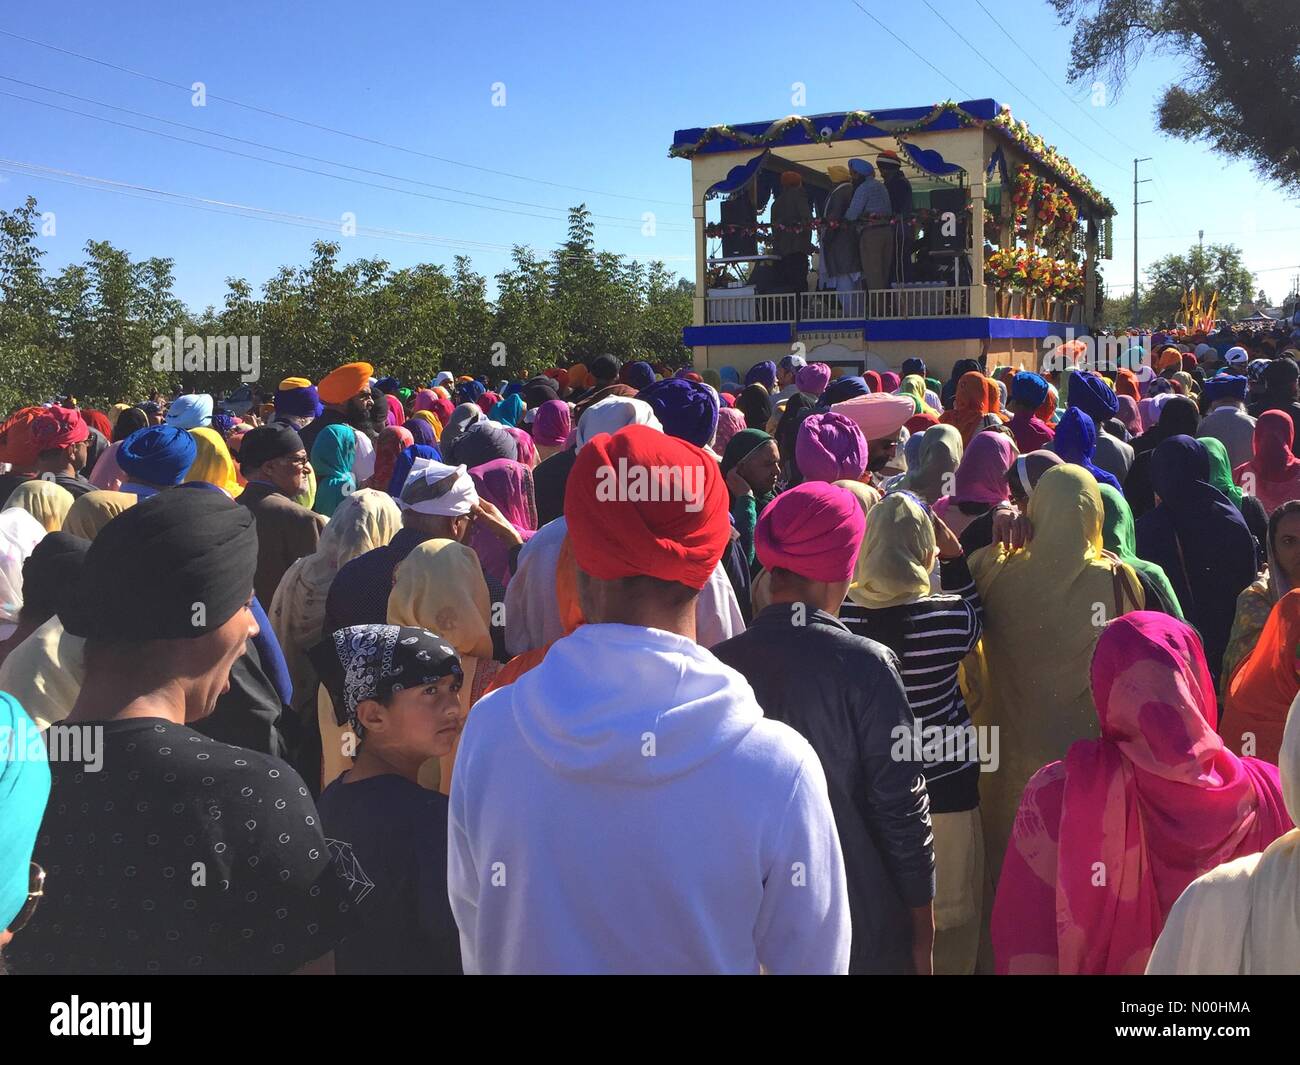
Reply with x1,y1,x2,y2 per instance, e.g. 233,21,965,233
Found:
1233,410,1300,514
931,430,1014,538
411,388,437,414
384,392,405,427
532,400,572,463
468,458,537,588
992,612,1292,975
712,407,748,456
504,425,536,467
879,371,900,393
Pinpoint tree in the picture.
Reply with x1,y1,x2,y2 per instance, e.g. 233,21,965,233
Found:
1140,241,1254,324
1051,0,1300,193
0,197,65,413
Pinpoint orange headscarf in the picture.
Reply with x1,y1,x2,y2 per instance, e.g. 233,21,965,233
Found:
484,535,585,692
940,371,991,445
568,363,590,391
1115,368,1140,400
985,378,1010,423
1035,383,1058,424
1221,588,1300,765
1156,347,1183,373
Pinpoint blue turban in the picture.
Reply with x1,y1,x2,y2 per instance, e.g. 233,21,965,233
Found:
386,443,442,497
1066,371,1119,424
848,158,875,177
455,380,486,404
504,380,525,399
0,692,50,930
719,365,741,387
274,384,322,419
1010,371,1049,409
638,378,720,448
1052,407,1123,492
165,393,214,429
625,361,656,391
1204,374,1248,403
211,410,238,437
744,361,778,391
375,376,401,394
819,375,869,407
117,424,198,486
901,357,926,378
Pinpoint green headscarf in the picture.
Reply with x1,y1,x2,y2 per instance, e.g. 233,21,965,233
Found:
1201,436,1244,507
720,428,772,478
310,423,357,519
1098,483,1185,620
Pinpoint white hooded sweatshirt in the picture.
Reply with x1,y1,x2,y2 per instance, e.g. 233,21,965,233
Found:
448,622,850,974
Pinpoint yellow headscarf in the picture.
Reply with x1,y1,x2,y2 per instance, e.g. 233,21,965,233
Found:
847,492,936,608
966,463,1145,881
4,479,74,532
185,428,242,497
408,409,443,440
387,538,494,795
63,490,136,540
898,373,939,417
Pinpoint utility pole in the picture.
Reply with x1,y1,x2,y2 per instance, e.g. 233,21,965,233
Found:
1132,157,1152,328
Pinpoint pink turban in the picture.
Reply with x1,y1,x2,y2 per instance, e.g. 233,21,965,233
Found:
755,482,866,583
796,411,867,483
385,393,405,426
533,400,572,448
412,388,437,413
795,362,832,396
831,393,915,442
712,407,747,453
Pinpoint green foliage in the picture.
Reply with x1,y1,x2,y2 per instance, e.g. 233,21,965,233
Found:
1099,242,1256,327
0,202,693,414
1052,0,1300,193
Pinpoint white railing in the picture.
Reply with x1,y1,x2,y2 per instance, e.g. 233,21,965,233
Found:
704,291,798,324
868,285,974,319
704,285,980,324
800,290,866,320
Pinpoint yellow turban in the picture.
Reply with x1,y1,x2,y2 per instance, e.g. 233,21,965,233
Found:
827,164,851,184
278,376,313,391
318,362,374,405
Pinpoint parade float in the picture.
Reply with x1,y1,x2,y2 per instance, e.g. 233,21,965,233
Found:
671,98,1116,379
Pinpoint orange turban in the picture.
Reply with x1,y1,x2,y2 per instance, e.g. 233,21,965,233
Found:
1156,347,1183,373
568,363,590,391
318,362,374,405
564,424,729,591
0,406,47,468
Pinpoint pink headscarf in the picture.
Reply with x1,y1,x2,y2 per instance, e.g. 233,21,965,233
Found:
412,388,437,413
429,397,454,425
880,371,900,392
468,458,537,587
385,393,405,427
504,425,536,467
1115,394,1140,434
532,400,572,448
712,407,747,454
993,613,1292,975
1137,393,1170,432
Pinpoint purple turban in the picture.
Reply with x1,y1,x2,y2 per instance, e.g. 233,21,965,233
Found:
624,361,657,391
1067,371,1120,424
795,411,867,483
638,378,720,449
744,360,778,392
796,362,832,396
755,482,866,583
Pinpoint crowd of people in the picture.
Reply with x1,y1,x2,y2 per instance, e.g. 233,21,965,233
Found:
1,336,1299,975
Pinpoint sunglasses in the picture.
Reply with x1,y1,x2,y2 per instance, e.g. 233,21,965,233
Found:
9,862,44,933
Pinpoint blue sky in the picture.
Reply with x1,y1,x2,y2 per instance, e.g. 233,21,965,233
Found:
2,0,1297,311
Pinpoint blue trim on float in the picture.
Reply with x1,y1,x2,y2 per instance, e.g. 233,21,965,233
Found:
798,319,867,332
683,323,793,346
672,99,1001,155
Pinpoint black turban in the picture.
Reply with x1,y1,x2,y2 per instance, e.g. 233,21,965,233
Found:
60,489,258,642
21,531,90,623
589,354,621,383
238,424,305,473
522,375,559,409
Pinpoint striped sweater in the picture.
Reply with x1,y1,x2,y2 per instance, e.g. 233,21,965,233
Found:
839,555,983,813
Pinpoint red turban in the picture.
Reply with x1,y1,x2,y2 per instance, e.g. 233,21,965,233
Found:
905,411,939,436
565,423,729,591
0,407,47,468
318,361,374,404
863,371,883,393
83,409,113,439
30,406,89,450
755,482,865,583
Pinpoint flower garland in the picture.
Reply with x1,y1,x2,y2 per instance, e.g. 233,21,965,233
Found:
985,248,1084,299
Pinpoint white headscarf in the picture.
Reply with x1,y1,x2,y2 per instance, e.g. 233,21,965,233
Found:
0,507,47,635
575,397,662,449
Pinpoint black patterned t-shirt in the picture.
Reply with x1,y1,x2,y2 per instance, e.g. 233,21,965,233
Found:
8,718,363,974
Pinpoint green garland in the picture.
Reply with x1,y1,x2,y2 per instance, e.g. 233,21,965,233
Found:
670,101,1115,216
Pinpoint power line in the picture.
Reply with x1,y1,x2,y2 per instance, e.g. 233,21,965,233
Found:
0,89,673,233
0,75,691,230
916,0,1125,172
846,2,974,99
970,0,1140,154
0,27,685,208
0,159,693,265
